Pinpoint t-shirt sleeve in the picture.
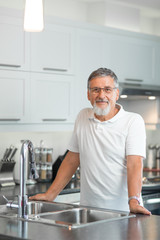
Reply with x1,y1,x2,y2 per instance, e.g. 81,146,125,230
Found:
67,114,80,153
125,114,146,158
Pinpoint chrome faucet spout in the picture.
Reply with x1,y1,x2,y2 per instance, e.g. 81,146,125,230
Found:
5,140,39,219
18,140,39,219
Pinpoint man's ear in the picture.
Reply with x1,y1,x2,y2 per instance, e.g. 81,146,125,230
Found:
87,90,90,101
116,88,120,101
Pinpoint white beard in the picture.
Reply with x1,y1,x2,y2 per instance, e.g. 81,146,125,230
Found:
93,101,111,116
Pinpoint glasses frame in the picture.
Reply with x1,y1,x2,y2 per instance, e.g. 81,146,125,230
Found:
88,87,117,95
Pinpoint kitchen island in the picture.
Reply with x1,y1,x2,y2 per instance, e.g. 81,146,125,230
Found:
0,209,159,240
0,178,160,240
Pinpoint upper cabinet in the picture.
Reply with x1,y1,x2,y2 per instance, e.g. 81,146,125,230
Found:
30,73,74,123
0,15,29,71
0,70,29,123
155,42,160,85
106,33,156,85
30,23,75,74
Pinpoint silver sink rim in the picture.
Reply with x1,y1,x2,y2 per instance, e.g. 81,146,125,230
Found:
0,200,74,219
28,206,136,229
0,200,136,229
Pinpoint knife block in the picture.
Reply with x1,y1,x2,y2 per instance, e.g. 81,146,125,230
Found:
0,161,16,187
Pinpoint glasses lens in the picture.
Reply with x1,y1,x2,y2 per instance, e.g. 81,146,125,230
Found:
90,87,116,94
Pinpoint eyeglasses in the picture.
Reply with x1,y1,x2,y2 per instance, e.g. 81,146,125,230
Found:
88,87,117,95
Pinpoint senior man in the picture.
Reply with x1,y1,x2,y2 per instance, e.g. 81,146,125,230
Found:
30,68,151,215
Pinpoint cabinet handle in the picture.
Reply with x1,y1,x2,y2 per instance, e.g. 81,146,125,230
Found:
43,67,67,72
42,118,67,121
0,64,21,68
125,79,143,83
0,118,21,121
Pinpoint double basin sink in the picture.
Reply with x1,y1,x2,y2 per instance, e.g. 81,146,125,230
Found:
0,198,135,229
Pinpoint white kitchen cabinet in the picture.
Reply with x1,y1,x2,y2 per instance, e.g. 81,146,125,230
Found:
75,28,108,113
107,33,156,85
0,14,28,71
0,70,29,123
30,73,74,123
30,23,75,74
155,42,160,86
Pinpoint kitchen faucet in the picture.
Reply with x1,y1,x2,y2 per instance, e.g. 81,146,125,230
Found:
19,140,39,218
3,140,39,219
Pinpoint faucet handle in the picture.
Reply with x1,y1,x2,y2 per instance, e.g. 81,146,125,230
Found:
2,195,9,203
29,166,39,179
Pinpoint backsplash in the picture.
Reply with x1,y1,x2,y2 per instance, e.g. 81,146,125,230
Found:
145,129,160,168
0,131,72,181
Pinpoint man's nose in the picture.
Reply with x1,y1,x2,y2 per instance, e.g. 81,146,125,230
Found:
98,88,106,98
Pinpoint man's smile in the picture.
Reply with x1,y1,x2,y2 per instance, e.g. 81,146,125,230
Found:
95,99,109,106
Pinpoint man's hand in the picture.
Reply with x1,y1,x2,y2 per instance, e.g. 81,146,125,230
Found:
29,193,53,202
129,199,151,215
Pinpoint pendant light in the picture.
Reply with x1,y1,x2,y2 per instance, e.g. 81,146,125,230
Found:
24,0,44,32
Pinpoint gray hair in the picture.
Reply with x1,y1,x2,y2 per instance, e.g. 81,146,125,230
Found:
87,68,119,88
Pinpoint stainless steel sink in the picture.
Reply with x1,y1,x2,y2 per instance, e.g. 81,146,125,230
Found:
27,201,73,215
0,199,135,229
0,204,18,217
29,207,135,229
0,201,73,218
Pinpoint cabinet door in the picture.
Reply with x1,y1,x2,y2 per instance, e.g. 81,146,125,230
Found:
107,34,155,85
76,29,108,113
155,43,160,86
30,23,75,74
0,70,29,123
30,73,74,123
0,15,28,71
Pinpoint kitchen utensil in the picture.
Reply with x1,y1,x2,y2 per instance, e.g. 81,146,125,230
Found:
8,148,17,161
147,145,156,169
4,145,14,162
2,148,9,161
155,145,160,169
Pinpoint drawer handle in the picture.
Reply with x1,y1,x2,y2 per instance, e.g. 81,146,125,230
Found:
0,118,21,121
125,79,143,83
0,64,21,68
43,67,67,72
42,118,67,121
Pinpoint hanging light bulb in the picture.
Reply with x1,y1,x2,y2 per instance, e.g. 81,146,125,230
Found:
24,0,44,32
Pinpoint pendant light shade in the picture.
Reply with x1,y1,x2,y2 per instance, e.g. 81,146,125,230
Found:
24,0,44,32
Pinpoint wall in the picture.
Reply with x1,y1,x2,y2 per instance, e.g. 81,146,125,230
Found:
0,131,72,181
0,131,72,162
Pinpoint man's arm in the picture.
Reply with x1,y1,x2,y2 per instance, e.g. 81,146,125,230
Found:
127,155,151,215
29,151,80,201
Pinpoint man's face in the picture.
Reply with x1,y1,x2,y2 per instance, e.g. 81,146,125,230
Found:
87,76,119,116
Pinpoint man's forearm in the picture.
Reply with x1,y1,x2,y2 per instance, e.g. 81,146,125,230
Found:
127,155,143,201
45,151,80,200
127,155,151,215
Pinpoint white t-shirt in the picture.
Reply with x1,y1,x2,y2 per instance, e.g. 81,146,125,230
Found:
68,104,146,212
